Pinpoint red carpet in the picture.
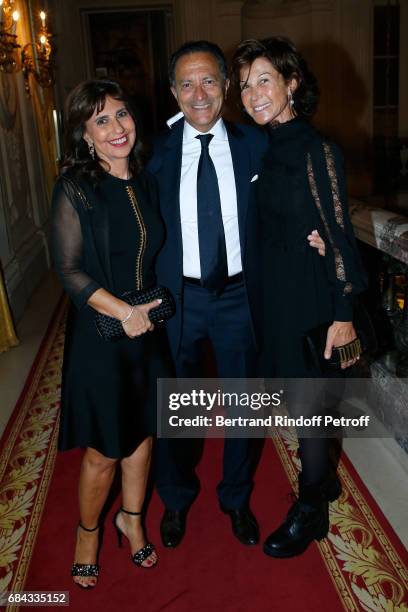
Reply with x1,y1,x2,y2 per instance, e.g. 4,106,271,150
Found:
1,298,408,611
24,442,346,612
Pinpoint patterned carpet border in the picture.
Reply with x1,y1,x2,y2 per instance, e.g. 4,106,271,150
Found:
273,430,408,611
0,296,67,610
0,294,407,611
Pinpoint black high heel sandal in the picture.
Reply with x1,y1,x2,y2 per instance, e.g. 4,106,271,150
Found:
71,522,100,588
113,508,157,568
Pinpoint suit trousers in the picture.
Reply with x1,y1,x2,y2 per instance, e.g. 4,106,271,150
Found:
155,280,259,510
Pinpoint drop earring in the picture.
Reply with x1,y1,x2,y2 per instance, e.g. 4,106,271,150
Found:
288,90,294,107
88,142,95,159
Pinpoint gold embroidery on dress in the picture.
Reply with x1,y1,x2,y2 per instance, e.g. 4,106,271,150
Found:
307,153,347,283
125,185,147,290
323,142,344,230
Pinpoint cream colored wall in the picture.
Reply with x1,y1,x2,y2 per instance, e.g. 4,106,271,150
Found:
213,1,245,56
241,0,373,197
0,0,58,322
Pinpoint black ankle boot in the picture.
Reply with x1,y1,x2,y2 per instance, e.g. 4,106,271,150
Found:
263,481,329,559
323,469,342,503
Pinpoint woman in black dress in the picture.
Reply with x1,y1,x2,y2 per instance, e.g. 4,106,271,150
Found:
51,79,172,587
231,38,366,558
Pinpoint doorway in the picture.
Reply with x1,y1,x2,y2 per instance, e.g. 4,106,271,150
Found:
82,7,176,143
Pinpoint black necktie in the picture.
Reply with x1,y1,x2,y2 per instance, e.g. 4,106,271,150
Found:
196,134,228,291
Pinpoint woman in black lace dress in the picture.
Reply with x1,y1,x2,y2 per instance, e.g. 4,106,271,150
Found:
51,80,172,587
231,38,366,558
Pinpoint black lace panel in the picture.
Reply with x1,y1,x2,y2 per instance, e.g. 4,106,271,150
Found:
307,152,348,286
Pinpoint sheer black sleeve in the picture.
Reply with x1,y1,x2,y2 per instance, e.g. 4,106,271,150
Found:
307,140,367,321
51,178,101,309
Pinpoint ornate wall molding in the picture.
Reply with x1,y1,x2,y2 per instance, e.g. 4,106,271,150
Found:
0,73,17,131
0,0,56,322
214,0,245,52
0,170,11,268
217,0,245,18
173,0,217,42
243,0,335,18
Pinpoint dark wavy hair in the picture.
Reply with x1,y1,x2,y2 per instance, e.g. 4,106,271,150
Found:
169,40,227,86
61,79,143,182
231,37,319,117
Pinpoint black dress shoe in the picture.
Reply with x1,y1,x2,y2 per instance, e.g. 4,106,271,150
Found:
221,506,259,546
263,485,329,558
160,509,188,548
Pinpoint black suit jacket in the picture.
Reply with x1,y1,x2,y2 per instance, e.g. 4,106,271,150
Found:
147,117,268,358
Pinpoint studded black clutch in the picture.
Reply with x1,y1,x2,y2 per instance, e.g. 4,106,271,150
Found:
94,286,176,342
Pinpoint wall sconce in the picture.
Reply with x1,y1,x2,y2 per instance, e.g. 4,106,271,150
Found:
22,9,54,94
0,0,21,73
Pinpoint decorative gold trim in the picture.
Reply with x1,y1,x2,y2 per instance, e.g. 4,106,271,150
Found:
307,153,347,283
0,271,18,354
323,142,344,230
125,185,147,290
272,425,408,611
0,299,67,611
10,423,59,606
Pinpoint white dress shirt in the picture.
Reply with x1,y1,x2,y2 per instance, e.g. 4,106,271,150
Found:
179,118,242,278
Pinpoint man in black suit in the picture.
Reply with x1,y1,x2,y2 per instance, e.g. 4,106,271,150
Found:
148,40,324,548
